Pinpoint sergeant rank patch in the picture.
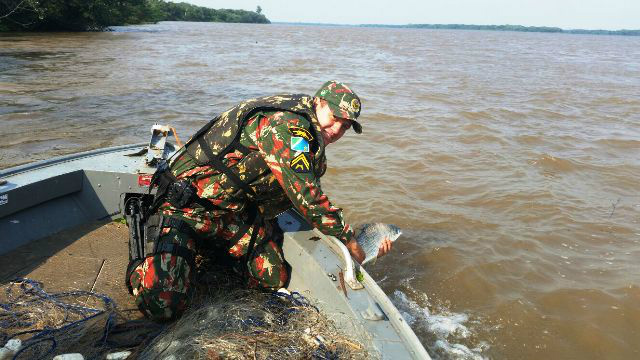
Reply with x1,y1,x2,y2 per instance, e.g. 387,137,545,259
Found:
290,153,312,173
288,126,313,142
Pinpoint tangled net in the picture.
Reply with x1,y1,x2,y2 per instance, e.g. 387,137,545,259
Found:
138,255,373,360
0,278,159,360
1,273,373,359
140,288,371,360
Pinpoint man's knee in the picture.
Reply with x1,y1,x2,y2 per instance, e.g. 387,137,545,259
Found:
248,266,289,290
128,254,193,321
247,242,289,290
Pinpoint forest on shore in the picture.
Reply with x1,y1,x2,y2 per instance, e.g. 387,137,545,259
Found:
360,23,640,36
0,0,270,32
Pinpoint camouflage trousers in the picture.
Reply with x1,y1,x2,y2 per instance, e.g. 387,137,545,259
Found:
128,208,288,322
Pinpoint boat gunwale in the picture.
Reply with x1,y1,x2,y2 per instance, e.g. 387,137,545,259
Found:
0,143,147,178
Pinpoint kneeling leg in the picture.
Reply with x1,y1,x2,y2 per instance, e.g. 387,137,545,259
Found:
247,238,289,290
128,227,196,322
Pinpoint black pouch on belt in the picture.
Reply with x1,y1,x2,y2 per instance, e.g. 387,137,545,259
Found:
166,179,197,209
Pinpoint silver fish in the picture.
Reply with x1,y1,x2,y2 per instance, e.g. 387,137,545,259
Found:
356,223,402,265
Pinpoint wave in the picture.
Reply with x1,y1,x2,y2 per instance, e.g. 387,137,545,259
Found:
595,138,640,149
514,134,546,146
456,133,507,145
392,290,488,360
528,153,581,174
459,111,494,121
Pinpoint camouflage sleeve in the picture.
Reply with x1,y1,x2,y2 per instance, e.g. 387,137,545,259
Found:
256,113,356,244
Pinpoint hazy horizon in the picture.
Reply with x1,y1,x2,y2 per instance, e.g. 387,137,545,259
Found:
174,0,640,31
268,22,638,32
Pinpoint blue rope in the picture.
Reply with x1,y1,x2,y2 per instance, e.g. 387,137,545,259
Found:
263,291,320,327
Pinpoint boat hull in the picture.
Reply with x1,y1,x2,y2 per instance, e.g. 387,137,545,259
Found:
0,144,431,359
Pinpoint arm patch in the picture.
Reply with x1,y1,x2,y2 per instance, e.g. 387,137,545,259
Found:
290,153,312,173
291,137,310,152
288,126,314,142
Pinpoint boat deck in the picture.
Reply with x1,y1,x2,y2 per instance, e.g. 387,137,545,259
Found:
0,220,139,312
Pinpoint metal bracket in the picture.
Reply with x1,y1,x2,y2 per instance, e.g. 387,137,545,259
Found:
146,124,177,166
276,210,363,290
319,230,364,290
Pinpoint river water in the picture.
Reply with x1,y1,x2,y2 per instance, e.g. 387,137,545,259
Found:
1,22,639,359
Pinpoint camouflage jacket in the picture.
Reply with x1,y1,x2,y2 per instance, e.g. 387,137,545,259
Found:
167,96,356,244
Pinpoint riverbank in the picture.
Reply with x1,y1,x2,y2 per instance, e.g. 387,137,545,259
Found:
276,22,640,36
0,0,269,32
362,23,640,36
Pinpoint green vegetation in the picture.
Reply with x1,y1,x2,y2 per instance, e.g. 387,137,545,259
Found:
0,0,270,32
359,23,640,36
565,29,640,36
158,2,269,24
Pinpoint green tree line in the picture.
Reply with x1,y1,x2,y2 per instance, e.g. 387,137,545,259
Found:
0,0,270,32
360,23,640,36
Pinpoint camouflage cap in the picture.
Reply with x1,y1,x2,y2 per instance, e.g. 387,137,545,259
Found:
314,80,362,134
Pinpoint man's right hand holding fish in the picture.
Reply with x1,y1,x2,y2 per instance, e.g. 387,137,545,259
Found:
354,223,402,266
347,234,394,264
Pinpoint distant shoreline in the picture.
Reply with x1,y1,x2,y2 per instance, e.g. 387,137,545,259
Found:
275,22,640,37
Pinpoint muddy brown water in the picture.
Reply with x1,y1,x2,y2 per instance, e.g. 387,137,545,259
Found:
1,22,639,359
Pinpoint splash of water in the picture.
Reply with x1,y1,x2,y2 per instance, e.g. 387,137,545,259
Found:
392,290,487,360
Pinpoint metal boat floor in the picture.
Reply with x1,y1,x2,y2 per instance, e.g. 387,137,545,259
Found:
0,221,138,313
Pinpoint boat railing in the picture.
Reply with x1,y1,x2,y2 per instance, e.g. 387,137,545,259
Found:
318,230,364,290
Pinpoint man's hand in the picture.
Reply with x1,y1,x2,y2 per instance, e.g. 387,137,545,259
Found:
346,237,393,264
346,239,365,264
377,236,393,258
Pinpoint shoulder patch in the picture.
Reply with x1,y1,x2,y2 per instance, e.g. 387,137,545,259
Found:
291,137,310,152
290,153,312,173
288,126,314,142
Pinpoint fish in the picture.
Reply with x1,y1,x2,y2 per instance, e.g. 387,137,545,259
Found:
355,223,402,265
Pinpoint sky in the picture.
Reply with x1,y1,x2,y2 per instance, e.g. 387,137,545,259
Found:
178,0,640,30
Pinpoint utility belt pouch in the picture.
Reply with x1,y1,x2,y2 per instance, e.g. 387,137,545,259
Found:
166,180,196,209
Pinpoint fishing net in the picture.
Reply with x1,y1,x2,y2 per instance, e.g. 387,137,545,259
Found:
138,255,373,360
1,260,373,359
0,278,159,360
139,289,369,359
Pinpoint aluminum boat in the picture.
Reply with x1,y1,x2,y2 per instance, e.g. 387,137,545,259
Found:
0,126,431,359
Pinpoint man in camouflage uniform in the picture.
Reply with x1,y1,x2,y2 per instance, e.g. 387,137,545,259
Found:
127,81,392,321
